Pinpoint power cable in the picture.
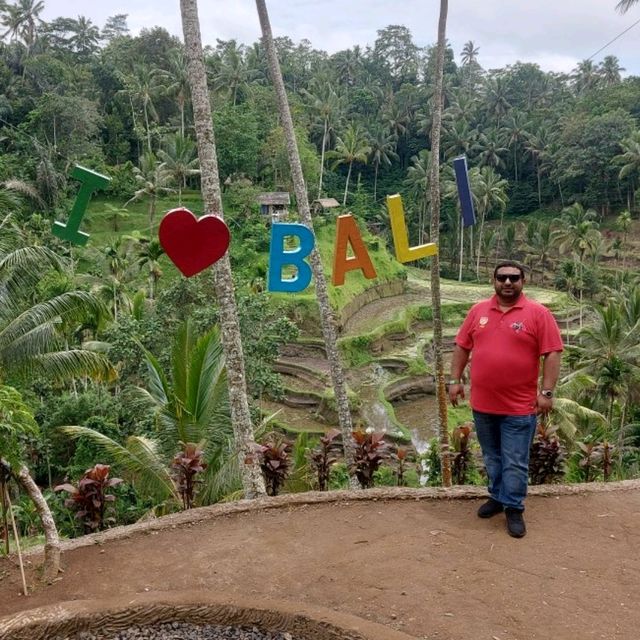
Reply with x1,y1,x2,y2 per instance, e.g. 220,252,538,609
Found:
586,15,640,61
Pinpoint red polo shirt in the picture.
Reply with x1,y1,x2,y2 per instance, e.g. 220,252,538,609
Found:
455,293,563,415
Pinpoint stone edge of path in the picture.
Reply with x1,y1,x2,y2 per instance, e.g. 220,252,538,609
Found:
17,479,640,557
0,592,417,640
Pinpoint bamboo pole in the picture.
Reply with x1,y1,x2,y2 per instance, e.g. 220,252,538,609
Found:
4,484,28,596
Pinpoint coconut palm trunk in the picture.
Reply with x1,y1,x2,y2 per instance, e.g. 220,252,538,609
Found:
428,0,452,487
16,464,60,581
318,117,328,199
180,0,265,498
255,0,357,482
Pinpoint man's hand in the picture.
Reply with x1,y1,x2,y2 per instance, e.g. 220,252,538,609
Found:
448,382,465,406
536,393,553,415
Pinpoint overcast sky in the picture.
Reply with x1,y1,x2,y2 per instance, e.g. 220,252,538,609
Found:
40,0,640,75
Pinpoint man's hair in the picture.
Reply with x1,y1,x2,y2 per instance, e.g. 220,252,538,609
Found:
493,260,525,279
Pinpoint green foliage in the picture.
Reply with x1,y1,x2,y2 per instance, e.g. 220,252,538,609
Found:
0,385,38,468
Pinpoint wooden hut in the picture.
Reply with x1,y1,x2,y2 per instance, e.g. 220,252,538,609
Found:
257,192,290,222
312,197,340,214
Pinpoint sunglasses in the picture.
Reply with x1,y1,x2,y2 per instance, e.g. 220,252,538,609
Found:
495,274,522,283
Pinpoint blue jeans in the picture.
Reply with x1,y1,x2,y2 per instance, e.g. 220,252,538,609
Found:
473,411,537,511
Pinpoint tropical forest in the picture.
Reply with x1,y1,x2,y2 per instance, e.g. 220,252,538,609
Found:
0,0,640,589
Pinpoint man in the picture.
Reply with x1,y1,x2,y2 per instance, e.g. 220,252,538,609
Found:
448,261,563,538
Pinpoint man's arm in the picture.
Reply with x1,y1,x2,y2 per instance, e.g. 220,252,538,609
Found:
536,350,562,414
541,351,561,390
448,344,471,406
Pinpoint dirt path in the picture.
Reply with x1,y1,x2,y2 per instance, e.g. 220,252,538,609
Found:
1,486,639,640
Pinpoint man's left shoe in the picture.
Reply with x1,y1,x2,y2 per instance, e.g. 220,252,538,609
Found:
505,508,526,538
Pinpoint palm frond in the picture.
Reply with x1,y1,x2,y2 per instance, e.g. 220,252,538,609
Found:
60,426,178,504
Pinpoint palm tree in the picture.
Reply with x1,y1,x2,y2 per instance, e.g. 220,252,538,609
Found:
126,152,175,224
405,149,431,243
617,0,639,13
616,210,632,268
502,111,531,182
524,124,552,208
484,76,511,126
213,39,249,106
119,64,165,153
442,119,477,160
429,0,452,487
0,0,44,47
572,60,599,94
0,243,115,579
162,48,191,137
460,40,479,66
368,127,398,203
572,301,640,429
255,0,358,485
62,322,242,508
599,55,625,86
180,0,265,498
327,123,371,205
529,221,552,285
472,166,508,278
67,16,100,56
136,238,164,300
553,203,602,328
302,82,342,199
614,130,640,213
475,128,508,170
157,133,200,204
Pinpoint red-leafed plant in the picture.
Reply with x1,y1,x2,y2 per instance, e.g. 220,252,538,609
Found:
256,434,293,496
350,430,390,489
392,445,412,487
307,428,342,491
529,422,566,485
451,423,474,485
171,442,207,509
55,464,123,533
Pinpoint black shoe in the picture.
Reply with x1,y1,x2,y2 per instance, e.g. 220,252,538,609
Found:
505,508,526,538
477,498,504,518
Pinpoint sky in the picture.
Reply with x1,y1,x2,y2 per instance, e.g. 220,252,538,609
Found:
40,0,640,75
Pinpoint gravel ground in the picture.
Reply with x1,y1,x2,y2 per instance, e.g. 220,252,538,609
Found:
64,623,300,640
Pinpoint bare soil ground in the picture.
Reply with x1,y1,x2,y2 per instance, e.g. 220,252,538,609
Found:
1,485,639,640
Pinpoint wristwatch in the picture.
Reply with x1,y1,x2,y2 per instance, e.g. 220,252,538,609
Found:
448,379,462,385
540,389,553,398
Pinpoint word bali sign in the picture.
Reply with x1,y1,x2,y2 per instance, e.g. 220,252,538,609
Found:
53,159,475,293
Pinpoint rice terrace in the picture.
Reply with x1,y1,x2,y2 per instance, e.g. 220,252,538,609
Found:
1,1,640,639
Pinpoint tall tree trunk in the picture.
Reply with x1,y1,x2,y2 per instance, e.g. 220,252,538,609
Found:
317,117,328,199
16,465,60,582
255,0,357,483
180,0,266,498
458,217,464,282
143,103,152,153
475,206,486,279
373,163,379,203
343,161,353,206
428,0,452,487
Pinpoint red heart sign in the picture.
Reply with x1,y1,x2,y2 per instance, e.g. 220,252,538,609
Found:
158,208,230,277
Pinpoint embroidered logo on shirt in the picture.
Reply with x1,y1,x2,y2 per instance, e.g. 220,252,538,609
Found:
511,321,525,333
479,316,489,327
